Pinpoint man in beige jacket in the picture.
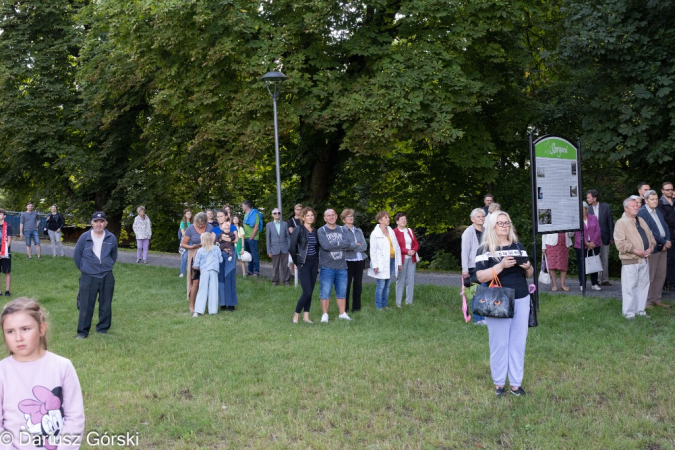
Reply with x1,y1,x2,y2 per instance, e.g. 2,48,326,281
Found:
614,197,656,319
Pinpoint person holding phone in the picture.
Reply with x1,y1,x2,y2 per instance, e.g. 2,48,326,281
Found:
475,211,534,398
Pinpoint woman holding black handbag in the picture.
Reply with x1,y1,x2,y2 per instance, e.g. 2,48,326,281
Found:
45,204,65,257
475,211,534,398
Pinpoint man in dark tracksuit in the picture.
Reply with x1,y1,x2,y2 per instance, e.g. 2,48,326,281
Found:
74,211,118,339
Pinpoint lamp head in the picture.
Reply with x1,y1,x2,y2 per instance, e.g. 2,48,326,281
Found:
262,71,287,98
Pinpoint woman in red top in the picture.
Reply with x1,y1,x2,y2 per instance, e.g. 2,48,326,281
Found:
393,212,420,307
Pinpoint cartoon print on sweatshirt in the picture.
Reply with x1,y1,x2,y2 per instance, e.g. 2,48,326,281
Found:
18,386,64,450
323,229,344,260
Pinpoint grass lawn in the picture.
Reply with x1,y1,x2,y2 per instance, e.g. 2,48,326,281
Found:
7,255,675,449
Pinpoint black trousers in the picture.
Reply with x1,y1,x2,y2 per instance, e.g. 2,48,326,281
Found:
346,259,365,311
295,254,318,314
77,272,115,336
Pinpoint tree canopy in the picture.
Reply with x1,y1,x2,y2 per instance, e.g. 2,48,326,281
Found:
1,0,673,254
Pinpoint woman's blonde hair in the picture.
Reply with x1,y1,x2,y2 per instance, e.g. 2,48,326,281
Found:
1,298,48,354
480,212,519,260
488,202,501,214
340,208,355,221
137,206,146,214
200,232,215,251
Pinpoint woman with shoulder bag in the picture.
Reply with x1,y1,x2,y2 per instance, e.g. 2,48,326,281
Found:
461,208,486,325
574,202,602,291
46,205,65,257
393,212,419,307
542,231,572,291
475,211,534,397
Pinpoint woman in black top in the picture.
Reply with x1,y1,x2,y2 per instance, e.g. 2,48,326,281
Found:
475,211,534,398
46,205,65,257
290,207,318,324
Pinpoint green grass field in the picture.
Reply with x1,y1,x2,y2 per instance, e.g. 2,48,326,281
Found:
6,255,675,449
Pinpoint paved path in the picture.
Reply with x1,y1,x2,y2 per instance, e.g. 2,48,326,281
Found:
13,240,675,302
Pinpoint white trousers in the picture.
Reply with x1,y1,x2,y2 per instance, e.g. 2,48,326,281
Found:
195,270,219,315
486,295,530,387
621,260,650,318
395,258,416,305
48,230,64,256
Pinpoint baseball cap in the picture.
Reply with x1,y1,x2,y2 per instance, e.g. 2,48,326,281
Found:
92,211,107,221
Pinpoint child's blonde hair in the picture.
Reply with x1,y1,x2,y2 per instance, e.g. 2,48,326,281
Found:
200,232,215,251
1,298,48,353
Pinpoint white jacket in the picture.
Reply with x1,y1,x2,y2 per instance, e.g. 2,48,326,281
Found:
368,225,401,280
542,232,572,249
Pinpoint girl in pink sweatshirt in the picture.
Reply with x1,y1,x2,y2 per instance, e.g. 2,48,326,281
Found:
0,298,84,449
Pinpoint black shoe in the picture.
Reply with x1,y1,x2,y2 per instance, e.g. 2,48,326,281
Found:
510,387,527,397
4,291,9,297
670,285,675,292
76,334,88,340
228,306,235,311
495,387,507,397
221,305,227,311
96,330,108,335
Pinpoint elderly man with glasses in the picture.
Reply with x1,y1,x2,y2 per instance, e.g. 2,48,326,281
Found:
266,208,291,286
614,197,656,319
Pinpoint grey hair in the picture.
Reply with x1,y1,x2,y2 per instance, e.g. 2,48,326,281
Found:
470,208,485,219
623,197,638,209
644,189,658,199
194,212,208,225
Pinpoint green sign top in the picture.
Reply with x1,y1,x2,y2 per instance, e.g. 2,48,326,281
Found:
535,137,577,160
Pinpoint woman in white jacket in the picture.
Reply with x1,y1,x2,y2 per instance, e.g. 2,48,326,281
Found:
369,211,402,309
542,232,573,291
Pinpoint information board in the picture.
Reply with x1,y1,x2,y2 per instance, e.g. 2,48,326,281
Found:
533,136,581,233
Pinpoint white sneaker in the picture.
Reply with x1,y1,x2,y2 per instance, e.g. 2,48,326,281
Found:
591,285,602,291
580,286,583,291
338,313,352,321
320,313,329,323
192,312,198,318
179,274,184,278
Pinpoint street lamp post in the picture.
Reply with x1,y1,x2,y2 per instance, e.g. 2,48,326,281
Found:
261,71,288,218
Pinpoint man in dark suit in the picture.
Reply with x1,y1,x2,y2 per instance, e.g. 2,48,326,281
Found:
657,181,675,290
586,189,614,286
266,208,291,285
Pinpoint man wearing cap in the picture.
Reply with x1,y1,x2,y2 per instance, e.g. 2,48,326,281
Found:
74,211,118,339
266,208,291,286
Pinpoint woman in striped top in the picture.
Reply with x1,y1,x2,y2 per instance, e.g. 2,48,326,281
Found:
290,207,319,324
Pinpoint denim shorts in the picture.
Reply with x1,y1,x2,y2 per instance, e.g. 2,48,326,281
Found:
25,230,40,246
319,267,348,299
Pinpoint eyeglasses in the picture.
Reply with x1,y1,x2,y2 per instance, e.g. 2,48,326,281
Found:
496,221,512,228
664,188,674,192
344,215,354,219
272,212,280,215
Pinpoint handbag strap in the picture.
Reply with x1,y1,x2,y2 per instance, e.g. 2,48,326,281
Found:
489,268,502,288
460,282,471,323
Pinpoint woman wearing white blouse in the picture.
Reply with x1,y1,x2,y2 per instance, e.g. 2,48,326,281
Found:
393,212,420,307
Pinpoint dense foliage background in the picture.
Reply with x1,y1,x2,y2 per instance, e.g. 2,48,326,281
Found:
1,0,674,271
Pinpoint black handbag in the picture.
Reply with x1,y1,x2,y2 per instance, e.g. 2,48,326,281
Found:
472,269,515,319
528,296,538,327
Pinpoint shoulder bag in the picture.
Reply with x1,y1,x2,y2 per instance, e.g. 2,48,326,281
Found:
585,249,603,274
472,268,515,319
538,253,551,285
